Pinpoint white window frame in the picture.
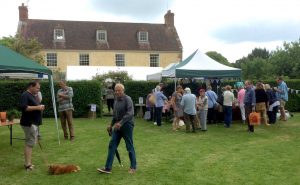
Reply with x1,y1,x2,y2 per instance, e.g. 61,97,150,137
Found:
54,29,65,41
150,54,159,67
115,54,125,66
138,31,148,42
96,30,107,42
79,53,90,66
46,53,57,67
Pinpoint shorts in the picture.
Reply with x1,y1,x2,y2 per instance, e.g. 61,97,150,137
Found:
22,125,38,147
279,99,286,109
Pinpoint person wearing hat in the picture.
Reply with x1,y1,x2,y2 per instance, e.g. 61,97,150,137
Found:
181,87,197,132
197,89,208,131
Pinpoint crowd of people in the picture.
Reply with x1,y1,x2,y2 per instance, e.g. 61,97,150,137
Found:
145,77,289,133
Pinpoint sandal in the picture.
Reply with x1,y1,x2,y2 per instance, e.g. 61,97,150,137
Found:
24,164,34,171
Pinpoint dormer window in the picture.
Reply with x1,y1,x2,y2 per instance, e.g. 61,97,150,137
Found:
138,31,148,42
97,30,107,42
54,29,65,41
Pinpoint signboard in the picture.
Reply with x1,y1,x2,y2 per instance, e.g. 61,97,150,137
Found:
90,104,96,112
139,97,143,104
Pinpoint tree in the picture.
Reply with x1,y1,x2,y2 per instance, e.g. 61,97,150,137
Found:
206,51,232,67
0,34,44,64
270,40,300,79
247,48,270,60
234,40,300,80
240,57,272,80
92,71,133,84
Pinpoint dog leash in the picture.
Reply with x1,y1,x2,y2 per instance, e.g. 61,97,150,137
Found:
37,140,50,167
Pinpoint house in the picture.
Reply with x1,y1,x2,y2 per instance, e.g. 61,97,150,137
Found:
17,3,182,74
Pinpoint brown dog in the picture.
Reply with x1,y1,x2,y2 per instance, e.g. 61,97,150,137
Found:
48,164,81,175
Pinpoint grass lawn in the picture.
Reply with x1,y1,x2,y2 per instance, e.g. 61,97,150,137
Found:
1,114,300,185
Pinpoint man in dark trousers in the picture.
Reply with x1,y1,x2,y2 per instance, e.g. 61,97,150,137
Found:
20,81,45,171
97,83,137,174
244,80,256,132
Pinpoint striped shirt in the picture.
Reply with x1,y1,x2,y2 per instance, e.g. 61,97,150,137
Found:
57,86,74,112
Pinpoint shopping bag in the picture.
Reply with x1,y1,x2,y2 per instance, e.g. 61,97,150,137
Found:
249,112,261,126
178,119,185,126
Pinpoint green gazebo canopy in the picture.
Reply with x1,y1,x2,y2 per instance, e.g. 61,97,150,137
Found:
0,45,52,75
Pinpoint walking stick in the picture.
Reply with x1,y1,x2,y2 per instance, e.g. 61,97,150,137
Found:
107,127,123,167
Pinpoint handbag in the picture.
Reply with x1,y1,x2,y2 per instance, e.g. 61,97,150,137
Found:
214,102,220,110
143,111,151,120
249,112,261,126
149,94,156,105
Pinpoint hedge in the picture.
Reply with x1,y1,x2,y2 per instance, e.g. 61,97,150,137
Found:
0,80,102,118
0,79,299,117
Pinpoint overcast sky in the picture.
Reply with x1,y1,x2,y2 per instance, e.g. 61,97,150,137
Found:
1,0,300,62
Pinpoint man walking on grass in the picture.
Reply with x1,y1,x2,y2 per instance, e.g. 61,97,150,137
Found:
97,83,137,174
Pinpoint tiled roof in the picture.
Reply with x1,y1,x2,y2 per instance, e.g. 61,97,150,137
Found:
19,19,182,52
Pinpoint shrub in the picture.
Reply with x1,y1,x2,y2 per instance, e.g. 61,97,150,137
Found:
6,109,21,121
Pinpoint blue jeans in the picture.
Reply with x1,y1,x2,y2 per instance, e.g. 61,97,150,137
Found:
105,121,136,170
223,106,232,127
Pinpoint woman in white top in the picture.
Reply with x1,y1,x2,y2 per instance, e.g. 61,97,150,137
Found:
223,85,235,128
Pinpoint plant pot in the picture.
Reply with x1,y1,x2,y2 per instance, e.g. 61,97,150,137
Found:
0,112,7,123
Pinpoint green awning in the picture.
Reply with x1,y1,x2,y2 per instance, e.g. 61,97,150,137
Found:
0,45,52,75
175,49,241,78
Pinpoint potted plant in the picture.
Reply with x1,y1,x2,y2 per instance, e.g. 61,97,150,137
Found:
6,109,21,122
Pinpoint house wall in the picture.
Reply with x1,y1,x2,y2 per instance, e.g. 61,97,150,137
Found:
41,50,181,72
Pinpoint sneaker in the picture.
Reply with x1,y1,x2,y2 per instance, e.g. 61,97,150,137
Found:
24,164,34,171
97,167,111,174
128,168,136,174
153,122,157,125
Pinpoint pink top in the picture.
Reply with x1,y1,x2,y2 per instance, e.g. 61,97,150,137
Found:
238,88,246,105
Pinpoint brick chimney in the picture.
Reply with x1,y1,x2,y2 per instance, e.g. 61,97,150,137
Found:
19,3,28,21
164,10,174,26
